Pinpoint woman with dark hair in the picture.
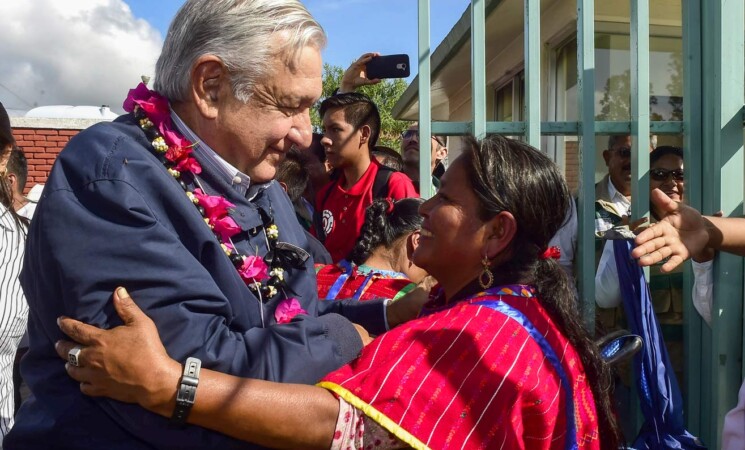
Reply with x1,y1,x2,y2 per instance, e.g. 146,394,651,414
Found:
56,135,619,449
316,197,426,302
0,103,29,442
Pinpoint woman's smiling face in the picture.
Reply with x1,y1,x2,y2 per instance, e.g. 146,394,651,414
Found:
650,154,684,202
413,155,487,294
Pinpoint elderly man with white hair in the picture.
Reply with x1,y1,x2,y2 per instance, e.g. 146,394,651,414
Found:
7,1,423,448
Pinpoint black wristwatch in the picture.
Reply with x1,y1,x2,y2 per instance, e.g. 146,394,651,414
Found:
170,357,201,426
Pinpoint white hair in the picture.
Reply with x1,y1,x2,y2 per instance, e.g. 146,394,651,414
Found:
154,0,326,103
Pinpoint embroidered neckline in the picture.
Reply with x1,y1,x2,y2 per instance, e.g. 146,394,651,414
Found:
419,284,535,317
356,264,408,279
123,82,305,324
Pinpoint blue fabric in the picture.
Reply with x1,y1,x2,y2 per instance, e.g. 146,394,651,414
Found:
612,239,706,450
6,114,381,450
474,297,578,450
326,260,354,300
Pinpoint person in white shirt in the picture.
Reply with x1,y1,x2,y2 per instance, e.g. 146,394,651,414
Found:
549,135,656,285
0,102,29,444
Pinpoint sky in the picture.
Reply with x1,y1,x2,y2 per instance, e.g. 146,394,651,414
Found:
0,0,470,115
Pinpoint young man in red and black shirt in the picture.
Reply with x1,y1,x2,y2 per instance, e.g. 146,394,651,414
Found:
315,93,418,262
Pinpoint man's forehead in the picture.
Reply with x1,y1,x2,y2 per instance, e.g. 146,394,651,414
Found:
322,108,348,124
610,136,632,148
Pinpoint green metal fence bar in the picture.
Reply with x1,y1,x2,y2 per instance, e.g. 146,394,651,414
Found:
524,0,540,146
701,1,745,447
471,0,486,138
630,0,650,221
416,0,434,199
576,0,596,330
682,0,704,436
431,121,683,136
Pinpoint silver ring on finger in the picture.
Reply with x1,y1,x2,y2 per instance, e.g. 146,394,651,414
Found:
68,345,83,367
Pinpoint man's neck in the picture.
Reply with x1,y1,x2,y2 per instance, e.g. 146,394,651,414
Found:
608,177,631,201
12,193,27,211
341,152,372,189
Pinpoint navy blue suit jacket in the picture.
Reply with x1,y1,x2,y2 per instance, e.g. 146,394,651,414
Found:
7,115,386,449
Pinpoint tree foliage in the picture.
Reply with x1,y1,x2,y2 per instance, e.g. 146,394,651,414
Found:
311,63,410,149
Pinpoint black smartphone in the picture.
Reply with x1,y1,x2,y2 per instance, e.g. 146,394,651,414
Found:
366,54,410,79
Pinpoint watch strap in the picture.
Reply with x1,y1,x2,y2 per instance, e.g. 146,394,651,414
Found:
170,357,201,425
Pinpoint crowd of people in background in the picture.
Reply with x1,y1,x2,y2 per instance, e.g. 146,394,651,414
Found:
1,0,744,449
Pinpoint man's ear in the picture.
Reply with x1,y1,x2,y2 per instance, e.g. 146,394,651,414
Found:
407,231,421,257
191,55,227,120
602,149,611,167
278,181,288,194
484,211,517,260
6,172,17,190
359,125,371,146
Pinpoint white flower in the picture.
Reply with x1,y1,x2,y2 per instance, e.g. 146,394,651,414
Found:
152,137,168,153
270,268,284,281
266,225,279,239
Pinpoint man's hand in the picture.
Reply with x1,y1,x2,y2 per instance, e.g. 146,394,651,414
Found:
55,287,181,416
339,52,382,93
353,323,373,347
631,189,710,272
386,276,437,328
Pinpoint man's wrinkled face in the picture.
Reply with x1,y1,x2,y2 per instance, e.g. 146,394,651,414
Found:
214,41,322,183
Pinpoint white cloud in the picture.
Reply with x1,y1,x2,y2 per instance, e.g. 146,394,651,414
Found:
0,0,162,114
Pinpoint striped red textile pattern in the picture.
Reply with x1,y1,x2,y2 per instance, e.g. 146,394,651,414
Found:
316,264,415,302
320,288,600,450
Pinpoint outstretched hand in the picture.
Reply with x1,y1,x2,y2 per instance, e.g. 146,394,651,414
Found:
339,52,382,93
631,189,710,272
55,287,180,414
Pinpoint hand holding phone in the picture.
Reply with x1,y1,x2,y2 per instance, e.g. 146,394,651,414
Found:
340,53,383,92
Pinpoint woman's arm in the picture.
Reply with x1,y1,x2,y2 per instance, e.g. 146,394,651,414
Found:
56,288,339,450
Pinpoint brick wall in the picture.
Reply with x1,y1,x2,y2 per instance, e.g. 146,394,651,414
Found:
12,127,81,194
564,140,579,193
13,127,80,193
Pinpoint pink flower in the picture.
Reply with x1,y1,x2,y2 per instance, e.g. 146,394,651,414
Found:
212,215,241,241
174,156,202,175
161,127,194,149
239,255,269,283
165,144,191,163
193,189,235,222
122,83,151,112
274,298,307,324
123,83,170,123
166,145,202,175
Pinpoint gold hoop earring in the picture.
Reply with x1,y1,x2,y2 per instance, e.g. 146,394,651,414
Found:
479,255,493,289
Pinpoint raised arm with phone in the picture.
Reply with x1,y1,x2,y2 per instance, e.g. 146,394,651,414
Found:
339,52,410,93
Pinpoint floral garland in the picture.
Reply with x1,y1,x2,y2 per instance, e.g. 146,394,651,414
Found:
123,83,305,324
